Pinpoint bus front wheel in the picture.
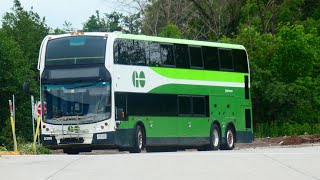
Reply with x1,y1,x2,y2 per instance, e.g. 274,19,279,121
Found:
129,125,145,153
198,123,221,151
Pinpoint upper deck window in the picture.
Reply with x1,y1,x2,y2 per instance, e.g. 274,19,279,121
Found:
45,36,106,66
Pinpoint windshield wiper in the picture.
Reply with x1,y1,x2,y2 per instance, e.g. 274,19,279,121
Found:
51,116,84,121
64,83,97,89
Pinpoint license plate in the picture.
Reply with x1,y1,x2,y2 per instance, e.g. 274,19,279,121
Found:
97,134,107,140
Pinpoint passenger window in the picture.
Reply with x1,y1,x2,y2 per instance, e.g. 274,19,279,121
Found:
114,39,131,65
130,40,147,65
160,44,175,66
178,96,192,115
189,46,203,68
203,46,219,70
192,96,205,116
127,93,177,116
219,49,234,71
147,42,161,66
233,49,248,73
175,44,190,68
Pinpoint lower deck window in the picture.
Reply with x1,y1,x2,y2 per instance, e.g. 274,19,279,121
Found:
115,93,209,117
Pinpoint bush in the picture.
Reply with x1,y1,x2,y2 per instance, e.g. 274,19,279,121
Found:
255,122,320,137
19,143,52,154
0,146,7,151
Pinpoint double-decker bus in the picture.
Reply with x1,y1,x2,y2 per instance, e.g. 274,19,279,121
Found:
37,32,253,154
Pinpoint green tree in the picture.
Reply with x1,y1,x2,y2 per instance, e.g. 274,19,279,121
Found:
0,29,34,148
2,0,49,67
83,11,108,32
159,22,182,38
0,0,48,147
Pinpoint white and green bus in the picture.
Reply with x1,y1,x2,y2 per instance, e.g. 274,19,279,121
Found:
37,32,253,154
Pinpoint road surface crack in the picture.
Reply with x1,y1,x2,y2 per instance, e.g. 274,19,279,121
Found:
46,156,85,180
264,154,319,180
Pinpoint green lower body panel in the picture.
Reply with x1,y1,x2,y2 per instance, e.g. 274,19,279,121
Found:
146,137,209,146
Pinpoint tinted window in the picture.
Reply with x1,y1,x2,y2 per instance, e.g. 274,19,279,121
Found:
189,46,203,68
175,44,190,68
245,109,252,128
114,39,146,65
233,49,248,73
146,42,161,66
193,96,205,115
130,40,147,65
219,49,233,70
160,44,175,66
203,47,219,70
178,96,192,115
46,36,106,66
127,93,177,116
115,93,127,120
114,39,131,65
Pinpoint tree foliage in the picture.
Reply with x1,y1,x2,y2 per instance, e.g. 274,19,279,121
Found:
83,11,141,33
0,0,320,146
0,0,48,149
143,0,320,136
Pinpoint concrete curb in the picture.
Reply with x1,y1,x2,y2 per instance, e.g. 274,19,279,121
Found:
0,151,21,155
0,152,36,155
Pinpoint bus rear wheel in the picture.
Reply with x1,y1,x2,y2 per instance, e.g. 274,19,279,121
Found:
221,126,235,150
129,125,145,153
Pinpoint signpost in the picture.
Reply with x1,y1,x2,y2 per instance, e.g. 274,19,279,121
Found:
31,96,36,153
9,97,18,152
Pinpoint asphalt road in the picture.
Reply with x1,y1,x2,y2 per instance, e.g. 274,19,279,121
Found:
0,145,319,180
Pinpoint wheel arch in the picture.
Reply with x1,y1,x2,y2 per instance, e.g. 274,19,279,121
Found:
212,120,221,132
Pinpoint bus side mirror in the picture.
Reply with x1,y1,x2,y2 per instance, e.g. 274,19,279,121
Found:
34,75,40,83
116,108,124,120
23,81,30,94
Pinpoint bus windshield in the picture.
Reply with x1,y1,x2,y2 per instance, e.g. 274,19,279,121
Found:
45,36,106,66
42,82,111,124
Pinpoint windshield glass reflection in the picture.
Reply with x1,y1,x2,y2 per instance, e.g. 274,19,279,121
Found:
42,82,111,124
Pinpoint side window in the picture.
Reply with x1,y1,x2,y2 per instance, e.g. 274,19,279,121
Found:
192,96,206,116
130,40,146,66
219,48,234,71
178,96,192,115
203,46,219,70
147,42,161,66
127,93,177,116
189,46,203,68
233,49,248,73
160,44,175,66
175,44,190,68
114,39,130,65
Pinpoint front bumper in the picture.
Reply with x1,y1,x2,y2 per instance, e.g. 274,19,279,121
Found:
41,128,135,150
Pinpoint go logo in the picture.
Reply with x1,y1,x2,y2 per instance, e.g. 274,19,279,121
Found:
132,71,146,88
67,125,80,133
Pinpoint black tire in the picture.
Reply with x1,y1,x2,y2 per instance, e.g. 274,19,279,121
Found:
129,125,144,153
63,149,80,155
198,123,221,151
220,125,235,150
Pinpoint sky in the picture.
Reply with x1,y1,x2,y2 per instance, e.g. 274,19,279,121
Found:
0,0,126,30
